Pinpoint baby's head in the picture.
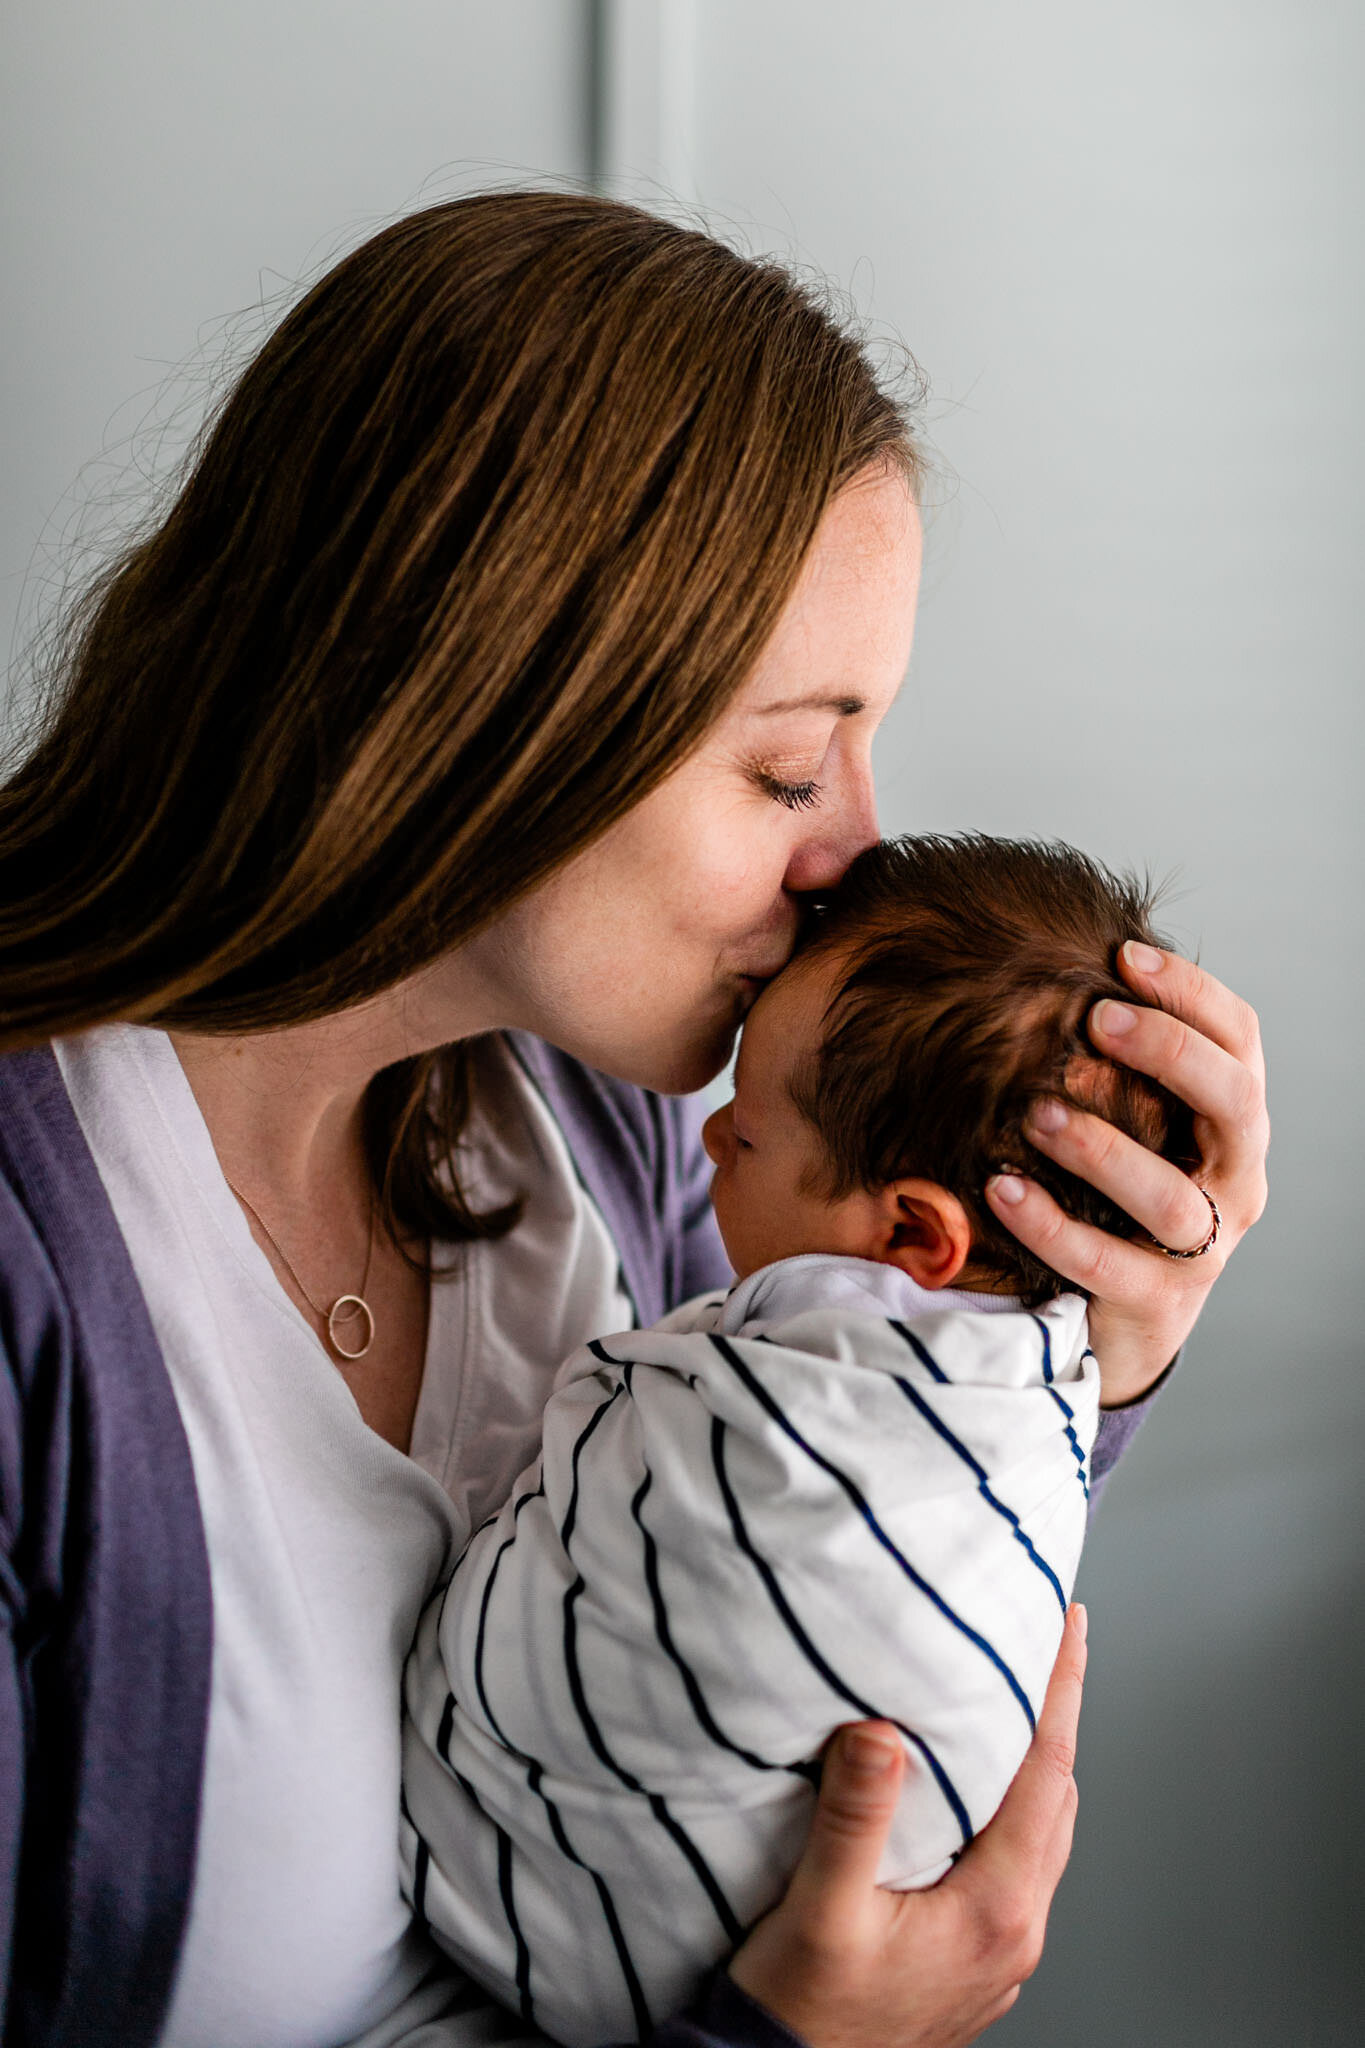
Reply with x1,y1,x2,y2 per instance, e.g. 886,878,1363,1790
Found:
702,833,1200,1305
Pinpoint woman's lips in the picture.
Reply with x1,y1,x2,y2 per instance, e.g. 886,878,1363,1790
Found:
732,928,797,1005
734,969,783,1017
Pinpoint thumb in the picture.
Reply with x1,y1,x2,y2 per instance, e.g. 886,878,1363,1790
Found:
790,1722,906,1916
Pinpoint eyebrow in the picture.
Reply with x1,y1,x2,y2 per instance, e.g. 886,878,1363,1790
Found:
755,693,866,718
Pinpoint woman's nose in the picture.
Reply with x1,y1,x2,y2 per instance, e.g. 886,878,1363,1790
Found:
782,761,880,895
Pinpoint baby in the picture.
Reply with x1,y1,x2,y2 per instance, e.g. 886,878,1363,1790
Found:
401,833,1198,2047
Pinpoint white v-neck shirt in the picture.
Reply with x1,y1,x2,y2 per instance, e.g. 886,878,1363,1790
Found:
53,1024,630,2048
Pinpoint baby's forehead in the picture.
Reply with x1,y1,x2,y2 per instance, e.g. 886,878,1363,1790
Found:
738,944,849,1083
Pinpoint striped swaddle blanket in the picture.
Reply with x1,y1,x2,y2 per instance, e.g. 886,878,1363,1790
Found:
401,1254,1099,2046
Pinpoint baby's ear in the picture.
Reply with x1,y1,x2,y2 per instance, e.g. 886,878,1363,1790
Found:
873,1179,974,1289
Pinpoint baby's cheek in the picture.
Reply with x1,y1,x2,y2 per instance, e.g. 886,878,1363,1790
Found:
712,1173,770,1279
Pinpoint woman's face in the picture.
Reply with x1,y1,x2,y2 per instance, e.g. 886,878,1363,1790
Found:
460,466,922,1094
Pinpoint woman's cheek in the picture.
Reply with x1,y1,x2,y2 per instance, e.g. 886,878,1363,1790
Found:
709,783,794,867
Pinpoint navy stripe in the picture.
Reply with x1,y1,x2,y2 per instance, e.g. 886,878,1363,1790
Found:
472,1483,546,1747
891,1373,1068,1615
711,1333,1037,1732
708,1414,974,1847
891,1319,951,1383
399,1784,431,1937
560,1381,743,1944
899,1299,1089,1529
628,1463,810,1782
1032,1317,1090,1499
435,1689,456,1765
589,1334,702,1397
420,1713,537,2027
449,1388,650,2033
529,1759,653,2036
563,1380,626,1546
564,1564,749,1933
496,1828,535,2025
443,1755,536,2028
643,1790,744,1944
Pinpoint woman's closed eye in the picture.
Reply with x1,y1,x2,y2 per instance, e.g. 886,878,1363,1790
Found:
750,766,824,811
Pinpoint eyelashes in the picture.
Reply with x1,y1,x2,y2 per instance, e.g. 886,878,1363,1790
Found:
751,768,824,812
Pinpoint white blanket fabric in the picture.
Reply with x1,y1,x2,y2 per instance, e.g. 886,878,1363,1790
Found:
401,1256,1100,2047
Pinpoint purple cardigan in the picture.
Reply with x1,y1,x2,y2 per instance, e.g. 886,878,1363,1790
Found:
0,1038,1158,2048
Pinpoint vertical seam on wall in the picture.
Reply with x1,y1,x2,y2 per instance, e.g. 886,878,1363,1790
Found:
587,0,698,208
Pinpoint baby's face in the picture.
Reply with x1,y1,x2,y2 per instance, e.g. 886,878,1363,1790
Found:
702,949,869,1279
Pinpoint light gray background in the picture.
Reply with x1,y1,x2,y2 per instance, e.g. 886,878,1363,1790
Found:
3,5,1360,2044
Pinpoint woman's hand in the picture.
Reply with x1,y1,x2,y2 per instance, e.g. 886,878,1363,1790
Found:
727,1605,1088,2048
983,944,1269,1407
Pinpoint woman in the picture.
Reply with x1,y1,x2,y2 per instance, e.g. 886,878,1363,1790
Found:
0,193,1266,2048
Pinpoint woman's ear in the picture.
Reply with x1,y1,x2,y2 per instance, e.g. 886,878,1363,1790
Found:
873,1179,974,1289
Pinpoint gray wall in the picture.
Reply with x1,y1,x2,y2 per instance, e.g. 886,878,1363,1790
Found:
687,9,1364,2041
1,0,589,718
3,4,1360,2043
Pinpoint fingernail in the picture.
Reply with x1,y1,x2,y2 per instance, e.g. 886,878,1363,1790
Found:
1071,1602,1088,1640
842,1727,900,1775
1092,999,1135,1036
1123,941,1164,975
1029,1098,1068,1136
987,1172,1028,1206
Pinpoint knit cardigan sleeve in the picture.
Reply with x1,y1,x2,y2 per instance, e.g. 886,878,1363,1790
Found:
0,1047,212,2048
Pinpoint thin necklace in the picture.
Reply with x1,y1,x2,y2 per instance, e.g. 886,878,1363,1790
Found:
228,1180,377,1362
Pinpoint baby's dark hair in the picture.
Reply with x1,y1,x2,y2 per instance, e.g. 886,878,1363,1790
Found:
790,833,1201,1307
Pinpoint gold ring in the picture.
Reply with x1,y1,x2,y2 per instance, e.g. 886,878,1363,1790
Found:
1156,1187,1221,1261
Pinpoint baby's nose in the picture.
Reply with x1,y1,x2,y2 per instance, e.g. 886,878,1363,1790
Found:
701,1105,729,1167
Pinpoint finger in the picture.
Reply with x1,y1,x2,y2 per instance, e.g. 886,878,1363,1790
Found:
1024,1099,1219,1254
1088,999,1267,1164
787,1721,906,1919
985,1172,1185,1301
1115,944,1265,1081
957,1606,1086,1898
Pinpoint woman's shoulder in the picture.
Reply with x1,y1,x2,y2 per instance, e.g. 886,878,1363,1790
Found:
0,1039,204,1537
0,1042,140,1339
0,1045,93,1351
0,1041,212,2046
0,1041,207,1580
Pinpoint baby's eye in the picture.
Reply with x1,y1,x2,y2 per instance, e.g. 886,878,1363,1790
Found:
750,767,824,812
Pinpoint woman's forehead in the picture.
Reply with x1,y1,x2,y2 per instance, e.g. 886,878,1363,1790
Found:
726,477,920,720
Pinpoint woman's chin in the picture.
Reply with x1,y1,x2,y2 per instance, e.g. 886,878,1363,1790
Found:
625,1010,743,1097
650,1032,739,1097
538,989,745,1097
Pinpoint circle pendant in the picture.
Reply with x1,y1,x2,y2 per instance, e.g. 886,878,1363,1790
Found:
327,1293,375,1361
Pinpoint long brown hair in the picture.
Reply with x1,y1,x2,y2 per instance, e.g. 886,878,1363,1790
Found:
0,191,921,1253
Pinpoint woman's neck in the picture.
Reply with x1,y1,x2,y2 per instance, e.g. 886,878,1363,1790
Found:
168,1018,375,1208
166,961,508,1209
